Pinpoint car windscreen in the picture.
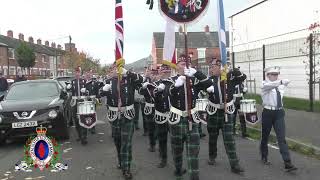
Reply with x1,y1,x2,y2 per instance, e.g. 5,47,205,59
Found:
5,82,59,100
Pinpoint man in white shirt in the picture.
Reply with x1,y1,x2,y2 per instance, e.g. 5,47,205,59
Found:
260,66,297,172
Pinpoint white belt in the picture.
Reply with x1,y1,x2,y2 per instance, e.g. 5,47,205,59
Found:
108,104,134,112
170,106,197,117
145,102,155,108
207,100,234,109
264,105,283,111
233,93,243,98
72,96,87,99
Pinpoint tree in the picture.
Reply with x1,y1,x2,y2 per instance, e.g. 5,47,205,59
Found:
16,42,36,75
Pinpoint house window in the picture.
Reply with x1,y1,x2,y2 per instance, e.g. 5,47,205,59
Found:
8,48,15,59
57,56,61,64
9,67,16,75
42,54,46,63
198,49,206,63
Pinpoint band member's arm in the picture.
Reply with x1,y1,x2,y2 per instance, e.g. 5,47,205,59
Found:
261,80,282,92
193,71,212,91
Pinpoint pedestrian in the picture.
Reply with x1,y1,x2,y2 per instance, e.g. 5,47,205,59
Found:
205,58,245,174
168,54,211,180
101,63,143,180
15,71,27,83
0,71,8,96
260,66,297,172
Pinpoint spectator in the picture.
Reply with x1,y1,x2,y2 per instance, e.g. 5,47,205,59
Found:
0,71,9,96
15,71,27,83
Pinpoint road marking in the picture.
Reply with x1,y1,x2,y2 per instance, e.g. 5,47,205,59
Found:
25,176,45,180
99,140,104,143
98,132,104,135
96,120,106,125
0,178,8,180
85,167,94,170
64,142,71,144
5,172,10,174
63,148,72,153
246,137,280,150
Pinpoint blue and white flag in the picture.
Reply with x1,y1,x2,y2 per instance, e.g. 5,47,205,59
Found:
216,0,228,80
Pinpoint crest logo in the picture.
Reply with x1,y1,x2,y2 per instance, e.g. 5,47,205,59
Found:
15,126,68,172
159,0,209,24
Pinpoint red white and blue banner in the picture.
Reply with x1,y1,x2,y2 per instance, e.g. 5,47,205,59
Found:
115,0,124,73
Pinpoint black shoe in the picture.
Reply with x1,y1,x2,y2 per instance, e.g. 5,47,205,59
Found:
174,168,186,177
284,161,297,172
242,133,249,138
208,158,216,166
81,139,88,145
200,133,206,138
123,170,133,180
157,159,167,168
231,164,245,174
148,146,156,152
261,157,271,165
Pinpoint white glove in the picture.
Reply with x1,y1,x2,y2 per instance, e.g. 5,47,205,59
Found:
66,84,72,90
103,84,111,91
80,88,86,93
157,83,165,92
184,67,197,77
206,86,214,93
142,82,149,89
281,79,290,86
122,68,128,74
243,87,248,93
175,76,186,87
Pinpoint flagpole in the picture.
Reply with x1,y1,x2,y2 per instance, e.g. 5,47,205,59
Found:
183,24,193,131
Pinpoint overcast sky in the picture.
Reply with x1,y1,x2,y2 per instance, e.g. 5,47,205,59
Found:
0,0,251,64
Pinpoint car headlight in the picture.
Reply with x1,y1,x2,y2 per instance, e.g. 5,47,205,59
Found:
48,110,58,119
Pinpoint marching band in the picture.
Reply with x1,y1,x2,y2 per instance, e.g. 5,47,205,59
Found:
67,58,297,180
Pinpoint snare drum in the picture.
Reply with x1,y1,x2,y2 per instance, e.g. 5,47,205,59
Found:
196,99,208,112
240,99,256,113
239,99,260,125
77,100,96,115
77,100,97,129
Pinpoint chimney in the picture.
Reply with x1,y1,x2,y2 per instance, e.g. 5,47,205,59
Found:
57,44,62,49
37,39,42,45
7,30,13,38
28,36,34,43
51,42,56,48
45,41,49,46
18,33,24,41
204,25,210,33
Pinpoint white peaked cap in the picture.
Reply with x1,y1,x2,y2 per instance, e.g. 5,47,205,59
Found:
264,66,280,74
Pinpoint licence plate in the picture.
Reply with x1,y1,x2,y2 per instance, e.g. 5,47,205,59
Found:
12,121,38,129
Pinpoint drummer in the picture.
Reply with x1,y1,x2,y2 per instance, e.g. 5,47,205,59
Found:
260,66,297,172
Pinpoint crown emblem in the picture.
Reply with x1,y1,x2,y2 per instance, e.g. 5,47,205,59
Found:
36,126,47,136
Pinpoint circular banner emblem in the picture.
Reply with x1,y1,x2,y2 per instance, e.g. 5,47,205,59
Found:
159,0,210,24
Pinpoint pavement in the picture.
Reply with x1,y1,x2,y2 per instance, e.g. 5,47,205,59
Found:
0,106,320,180
254,106,320,148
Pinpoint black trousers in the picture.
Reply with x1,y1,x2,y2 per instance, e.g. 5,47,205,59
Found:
134,102,140,128
140,103,148,133
260,109,291,162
